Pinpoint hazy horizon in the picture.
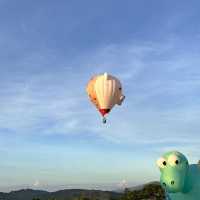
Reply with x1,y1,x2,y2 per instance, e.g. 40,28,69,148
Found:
1,0,200,192
0,180,144,193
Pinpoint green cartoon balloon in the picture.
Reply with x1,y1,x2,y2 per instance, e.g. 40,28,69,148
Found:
157,151,200,200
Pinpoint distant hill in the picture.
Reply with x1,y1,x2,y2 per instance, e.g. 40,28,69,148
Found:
127,181,161,191
0,182,164,200
0,189,48,200
115,181,160,193
0,189,121,200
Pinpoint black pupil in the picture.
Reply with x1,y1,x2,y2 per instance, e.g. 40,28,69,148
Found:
119,87,122,90
163,161,166,166
175,160,179,164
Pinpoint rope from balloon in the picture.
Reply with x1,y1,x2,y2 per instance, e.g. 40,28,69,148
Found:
99,108,110,124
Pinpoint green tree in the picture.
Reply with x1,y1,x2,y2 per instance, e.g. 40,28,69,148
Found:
120,183,166,200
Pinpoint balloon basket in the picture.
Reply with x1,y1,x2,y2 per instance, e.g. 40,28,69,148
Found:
102,117,107,124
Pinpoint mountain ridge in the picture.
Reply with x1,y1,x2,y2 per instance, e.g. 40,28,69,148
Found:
0,188,121,200
0,181,162,200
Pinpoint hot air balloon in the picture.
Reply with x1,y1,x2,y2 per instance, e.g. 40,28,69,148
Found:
86,73,125,123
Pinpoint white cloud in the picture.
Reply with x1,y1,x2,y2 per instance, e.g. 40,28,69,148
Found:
118,179,128,189
33,180,40,187
0,38,200,155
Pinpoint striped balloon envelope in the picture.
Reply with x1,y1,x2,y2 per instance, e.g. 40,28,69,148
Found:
86,73,125,123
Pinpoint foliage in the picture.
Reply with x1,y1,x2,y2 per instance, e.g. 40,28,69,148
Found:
120,183,166,200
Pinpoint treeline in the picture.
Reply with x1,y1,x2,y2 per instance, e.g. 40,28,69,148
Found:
120,183,165,200
32,183,166,200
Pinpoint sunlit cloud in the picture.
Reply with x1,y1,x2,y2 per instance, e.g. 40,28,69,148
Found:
0,0,200,190
33,180,40,187
1,39,200,151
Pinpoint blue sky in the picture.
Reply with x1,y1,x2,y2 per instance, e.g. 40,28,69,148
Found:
1,0,200,192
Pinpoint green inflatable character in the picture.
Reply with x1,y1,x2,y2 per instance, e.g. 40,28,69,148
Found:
156,151,200,200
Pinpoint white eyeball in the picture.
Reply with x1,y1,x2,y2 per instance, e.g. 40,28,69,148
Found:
168,154,180,166
157,157,167,168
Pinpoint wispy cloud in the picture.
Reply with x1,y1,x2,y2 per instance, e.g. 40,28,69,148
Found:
1,38,200,151
33,180,40,187
1,0,200,191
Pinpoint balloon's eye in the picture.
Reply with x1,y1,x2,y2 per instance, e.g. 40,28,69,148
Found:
157,157,167,168
168,154,180,166
119,87,122,90
163,161,167,166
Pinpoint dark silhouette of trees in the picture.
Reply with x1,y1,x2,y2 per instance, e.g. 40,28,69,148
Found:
120,183,166,200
